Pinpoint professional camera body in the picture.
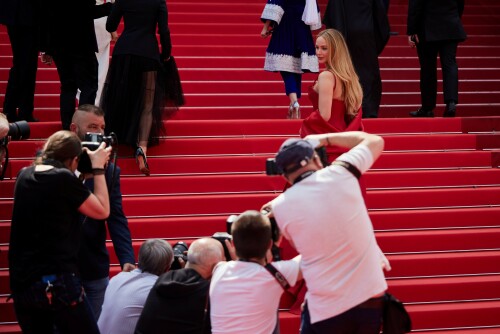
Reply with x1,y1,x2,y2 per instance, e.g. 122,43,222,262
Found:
1,121,30,180
78,132,116,174
170,241,189,270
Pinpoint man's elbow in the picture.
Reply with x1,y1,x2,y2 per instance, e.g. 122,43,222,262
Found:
367,134,384,158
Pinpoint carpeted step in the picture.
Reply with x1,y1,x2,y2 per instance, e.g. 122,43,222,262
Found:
0,324,20,334
388,24,500,36
386,250,500,277
388,274,500,303
5,103,496,121
1,34,476,50
4,168,496,199
3,150,497,180
6,133,499,159
2,42,500,58
5,117,498,140
10,89,499,109
1,186,498,220
406,300,500,330
371,206,500,230
4,186,498,220
3,64,499,81
86,228,500,267
389,3,500,15
365,187,500,210
376,228,500,253
2,78,498,95
2,207,499,244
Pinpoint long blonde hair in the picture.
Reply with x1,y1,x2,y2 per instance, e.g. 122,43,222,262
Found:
317,29,363,118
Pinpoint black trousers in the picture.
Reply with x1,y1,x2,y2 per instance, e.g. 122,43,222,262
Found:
416,40,459,111
53,52,98,130
349,43,382,119
13,273,99,334
382,0,390,12
3,24,39,121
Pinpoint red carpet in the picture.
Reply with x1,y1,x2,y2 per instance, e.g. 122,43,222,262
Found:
1,0,500,332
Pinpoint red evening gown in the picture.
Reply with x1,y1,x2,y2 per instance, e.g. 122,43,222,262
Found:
300,83,364,163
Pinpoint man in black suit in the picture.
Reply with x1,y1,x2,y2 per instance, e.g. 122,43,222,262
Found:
39,0,112,130
323,0,390,118
0,0,40,122
408,0,467,117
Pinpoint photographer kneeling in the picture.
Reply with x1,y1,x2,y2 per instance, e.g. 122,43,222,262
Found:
8,130,111,334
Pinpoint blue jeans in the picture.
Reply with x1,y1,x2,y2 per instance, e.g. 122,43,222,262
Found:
82,276,109,320
13,273,99,334
300,298,383,334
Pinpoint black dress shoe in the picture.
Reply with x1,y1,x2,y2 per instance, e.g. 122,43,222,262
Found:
409,108,434,117
443,101,456,117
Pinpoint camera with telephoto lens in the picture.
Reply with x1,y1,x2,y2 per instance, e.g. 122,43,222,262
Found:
170,241,189,270
1,121,30,181
266,146,329,176
78,132,117,174
7,120,30,140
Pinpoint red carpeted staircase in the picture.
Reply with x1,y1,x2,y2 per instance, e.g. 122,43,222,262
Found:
1,0,500,333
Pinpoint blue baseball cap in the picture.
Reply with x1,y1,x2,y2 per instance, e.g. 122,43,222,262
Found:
275,138,315,174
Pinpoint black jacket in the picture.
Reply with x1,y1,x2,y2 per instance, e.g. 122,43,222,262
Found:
78,165,135,281
0,0,39,26
323,0,390,55
407,0,466,42
39,0,112,55
106,0,172,62
135,268,211,334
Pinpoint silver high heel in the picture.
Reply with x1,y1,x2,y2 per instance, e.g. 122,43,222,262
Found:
288,101,300,119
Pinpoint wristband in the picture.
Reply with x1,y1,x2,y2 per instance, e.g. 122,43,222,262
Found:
92,168,105,175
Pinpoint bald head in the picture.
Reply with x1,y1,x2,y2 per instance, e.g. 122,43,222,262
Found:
186,238,224,279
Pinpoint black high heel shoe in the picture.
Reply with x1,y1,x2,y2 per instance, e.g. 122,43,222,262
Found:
135,147,150,176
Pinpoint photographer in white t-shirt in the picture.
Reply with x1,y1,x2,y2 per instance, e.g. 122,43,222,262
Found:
209,210,302,334
265,131,391,334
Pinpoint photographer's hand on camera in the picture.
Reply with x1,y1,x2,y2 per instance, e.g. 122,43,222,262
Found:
224,239,237,261
84,141,112,172
78,142,111,219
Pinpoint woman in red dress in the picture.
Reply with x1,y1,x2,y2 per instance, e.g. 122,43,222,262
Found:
301,28,364,161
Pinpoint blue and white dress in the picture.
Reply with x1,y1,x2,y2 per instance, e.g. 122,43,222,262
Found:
261,0,320,74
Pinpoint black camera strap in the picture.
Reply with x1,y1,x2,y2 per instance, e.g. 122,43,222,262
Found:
0,141,8,181
332,160,361,180
238,259,290,291
264,263,290,291
293,170,316,184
